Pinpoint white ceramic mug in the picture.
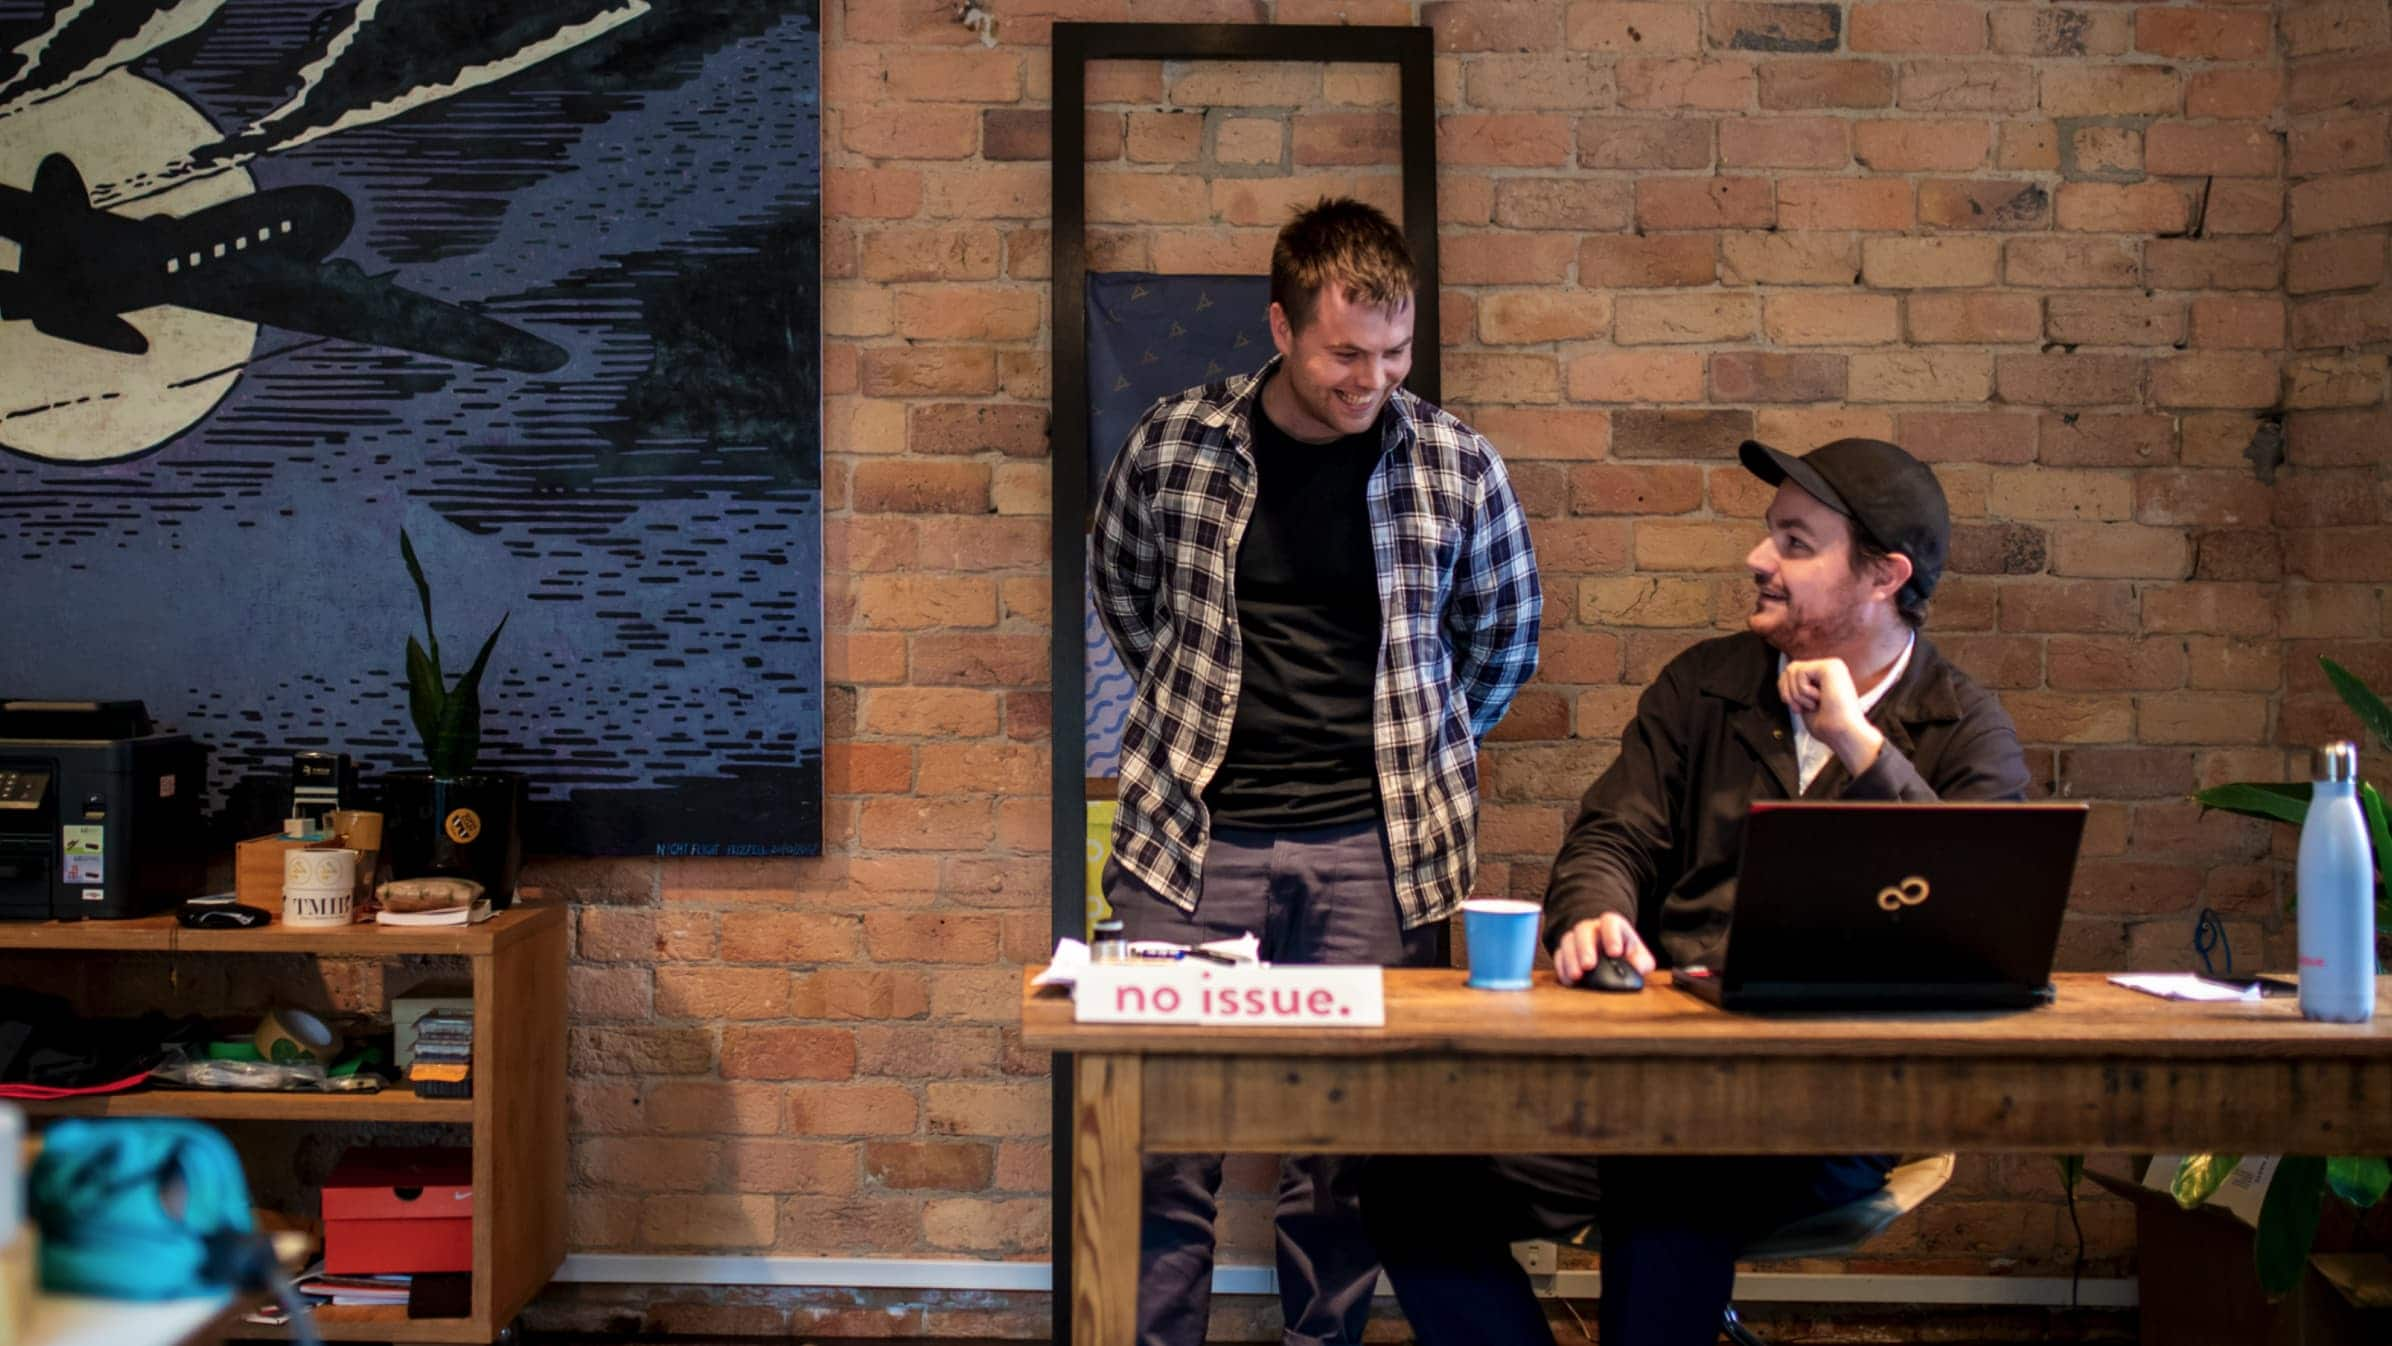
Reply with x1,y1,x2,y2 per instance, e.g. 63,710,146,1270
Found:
283,848,359,927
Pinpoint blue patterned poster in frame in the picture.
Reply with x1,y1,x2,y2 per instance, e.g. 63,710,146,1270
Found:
0,0,824,857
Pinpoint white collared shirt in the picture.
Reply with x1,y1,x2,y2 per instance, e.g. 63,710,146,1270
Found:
1782,632,1916,793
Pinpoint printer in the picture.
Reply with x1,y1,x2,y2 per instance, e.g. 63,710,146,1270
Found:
0,700,207,920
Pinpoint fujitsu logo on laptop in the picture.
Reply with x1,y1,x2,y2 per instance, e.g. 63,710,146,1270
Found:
1876,876,1930,911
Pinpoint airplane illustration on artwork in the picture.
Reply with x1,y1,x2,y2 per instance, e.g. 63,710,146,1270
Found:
0,153,568,373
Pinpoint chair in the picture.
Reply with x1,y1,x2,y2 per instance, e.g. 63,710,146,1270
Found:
1558,1153,1957,1346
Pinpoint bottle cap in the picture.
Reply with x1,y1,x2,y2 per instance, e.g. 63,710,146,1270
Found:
1093,918,1124,935
2315,740,2360,783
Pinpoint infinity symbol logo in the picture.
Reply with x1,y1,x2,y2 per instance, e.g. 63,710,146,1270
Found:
1877,876,1930,911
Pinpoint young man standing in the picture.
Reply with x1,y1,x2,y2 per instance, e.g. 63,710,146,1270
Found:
1361,437,2030,1346
1090,198,1541,1346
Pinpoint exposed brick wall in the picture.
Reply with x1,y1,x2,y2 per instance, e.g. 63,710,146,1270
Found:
517,0,2390,1336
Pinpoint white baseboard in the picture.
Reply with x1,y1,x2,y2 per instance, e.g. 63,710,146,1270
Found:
557,1254,2137,1308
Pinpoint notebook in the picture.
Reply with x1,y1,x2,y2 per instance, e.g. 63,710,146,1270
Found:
1674,800,2089,1012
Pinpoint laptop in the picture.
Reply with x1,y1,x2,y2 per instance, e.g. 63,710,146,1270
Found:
1674,801,2089,1012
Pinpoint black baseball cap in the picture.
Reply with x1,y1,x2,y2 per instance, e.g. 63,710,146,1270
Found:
1738,437,1950,602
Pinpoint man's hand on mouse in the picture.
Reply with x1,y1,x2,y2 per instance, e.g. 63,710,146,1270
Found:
1555,914,1656,985
1778,656,1886,776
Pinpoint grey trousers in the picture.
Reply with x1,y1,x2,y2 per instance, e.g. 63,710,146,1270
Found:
1102,819,1445,1346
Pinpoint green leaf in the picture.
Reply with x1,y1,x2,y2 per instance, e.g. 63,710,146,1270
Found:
424,614,506,776
405,635,445,764
2255,1155,2327,1297
2321,657,2392,753
2361,782,2391,898
2173,1153,2242,1209
2327,1156,2391,1208
400,528,442,675
2057,1155,2084,1195
2193,782,2311,828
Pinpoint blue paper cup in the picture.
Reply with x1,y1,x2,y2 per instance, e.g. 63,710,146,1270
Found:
1462,898,1540,991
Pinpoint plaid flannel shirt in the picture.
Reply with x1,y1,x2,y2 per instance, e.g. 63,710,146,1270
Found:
1091,357,1542,929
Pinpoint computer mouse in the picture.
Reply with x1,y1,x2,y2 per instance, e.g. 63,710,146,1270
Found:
1579,955,1644,993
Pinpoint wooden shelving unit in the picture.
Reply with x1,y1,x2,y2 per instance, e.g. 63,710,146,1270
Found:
6,904,568,1345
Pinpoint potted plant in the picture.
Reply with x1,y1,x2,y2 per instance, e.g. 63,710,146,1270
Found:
2155,657,2392,1293
379,529,523,908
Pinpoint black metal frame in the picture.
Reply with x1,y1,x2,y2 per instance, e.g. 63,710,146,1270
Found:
1045,23,1439,1340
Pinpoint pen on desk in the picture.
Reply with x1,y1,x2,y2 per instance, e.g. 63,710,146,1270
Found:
1187,947,1243,966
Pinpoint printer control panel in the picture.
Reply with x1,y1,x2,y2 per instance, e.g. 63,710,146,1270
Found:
0,770,48,811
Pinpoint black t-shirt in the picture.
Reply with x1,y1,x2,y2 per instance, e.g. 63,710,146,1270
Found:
1201,388,1385,829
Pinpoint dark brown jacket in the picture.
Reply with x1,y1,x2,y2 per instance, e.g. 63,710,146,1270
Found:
1542,631,2029,970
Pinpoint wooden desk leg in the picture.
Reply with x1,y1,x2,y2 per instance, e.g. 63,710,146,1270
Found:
1072,1052,1143,1346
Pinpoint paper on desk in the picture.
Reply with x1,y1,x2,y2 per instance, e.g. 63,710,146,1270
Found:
1034,932,1265,989
1033,939,1090,988
2109,973,2263,1003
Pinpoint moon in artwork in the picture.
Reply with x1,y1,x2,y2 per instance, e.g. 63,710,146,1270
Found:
0,71,259,464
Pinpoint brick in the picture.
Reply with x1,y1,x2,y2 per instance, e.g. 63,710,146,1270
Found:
851,461,992,515
841,104,981,160
2045,295,2184,348
1862,237,2000,288
2293,293,2392,348
2288,233,2388,296
1615,293,1759,344
2287,51,2392,116
2009,236,2143,289
1085,172,1208,225
884,48,1023,103
1421,1,1566,51
1900,61,2037,113
1294,114,1400,166
1579,234,1718,287
640,1195,776,1250
2291,112,2392,178
866,1140,995,1193
893,286,1041,341
1779,179,1913,230
1580,575,1717,626
2290,170,2392,238
1851,351,1995,403
1851,2,1986,55
2048,636,2188,691
1440,114,1575,166
826,168,924,223
1637,176,1777,229
655,967,790,1021
1898,410,2038,464
1123,111,1202,164
1919,179,2053,231
2001,579,2136,633
1618,58,1759,110
2040,65,2181,119
1481,290,1615,344
1762,293,1901,346
1995,353,2145,408
2145,122,2281,179
2137,470,2275,526
2134,8,2271,62
2284,0,2392,58
1984,467,2132,522
1998,120,2061,172
1721,117,1849,168
2284,583,2382,638
2003,692,2131,743
2287,527,2392,582
2140,693,2270,744
2152,354,2282,410
2193,529,2286,582
1444,233,1580,284
1754,406,1898,451
792,1082,933,1142
1940,635,2045,689
1567,351,1708,403
1577,116,1715,168
2285,355,2390,409
1569,464,1706,516
1469,407,1614,461
983,108,1123,163
2187,67,2282,121
1719,230,1858,285
910,403,1047,458
1757,59,1893,109
1447,351,1565,404
2145,239,2281,291
2191,298,2286,353
858,794,996,848
791,969,931,1020
2067,124,2144,179
2057,182,2191,234
2288,408,2392,469
720,912,862,963
1909,291,2042,345
1711,2,1842,52
723,1139,859,1196
1853,120,1991,171
1464,54,1620,110
1612,409,1755,459
1528,518,1636,572
2143,582,2278,638
722,1027,858,1081
2040,413,2176,467
1566,1,1701,52
1212,117,1284,167
1635,520,1762,571
1991,7,2131,58
1495,177,1636,230
2050,522,2192,578
1709,351,1848,402
860,226,1002,282
2067,858,2203,912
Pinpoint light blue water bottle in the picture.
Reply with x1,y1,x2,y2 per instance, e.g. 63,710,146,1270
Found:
2298,741,2376,1023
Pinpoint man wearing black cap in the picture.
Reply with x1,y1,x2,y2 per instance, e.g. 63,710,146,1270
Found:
1359,438,2029,1346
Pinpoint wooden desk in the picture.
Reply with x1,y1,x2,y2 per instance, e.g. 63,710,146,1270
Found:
1022,969,2392,1346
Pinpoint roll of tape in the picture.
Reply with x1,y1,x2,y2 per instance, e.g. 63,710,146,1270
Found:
254,1007,342,1066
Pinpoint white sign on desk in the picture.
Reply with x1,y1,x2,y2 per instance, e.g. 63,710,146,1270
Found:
1075,963,1385,1027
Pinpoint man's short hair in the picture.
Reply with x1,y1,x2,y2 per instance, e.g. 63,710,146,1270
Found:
1270,197,1417,334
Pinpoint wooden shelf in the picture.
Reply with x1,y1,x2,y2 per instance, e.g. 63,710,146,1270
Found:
0,903,562,956
231,1304,489,1343
22,1084,473,1123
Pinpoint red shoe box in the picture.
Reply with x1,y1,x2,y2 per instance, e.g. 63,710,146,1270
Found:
322,1147,474,1275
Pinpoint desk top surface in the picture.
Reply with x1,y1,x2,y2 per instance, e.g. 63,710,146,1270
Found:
1022,968,2392,1059
0,901,562,955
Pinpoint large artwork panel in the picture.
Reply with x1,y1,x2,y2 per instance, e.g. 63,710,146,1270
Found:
0,0,823,855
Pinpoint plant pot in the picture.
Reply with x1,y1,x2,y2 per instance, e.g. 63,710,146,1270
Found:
381,770,525,909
